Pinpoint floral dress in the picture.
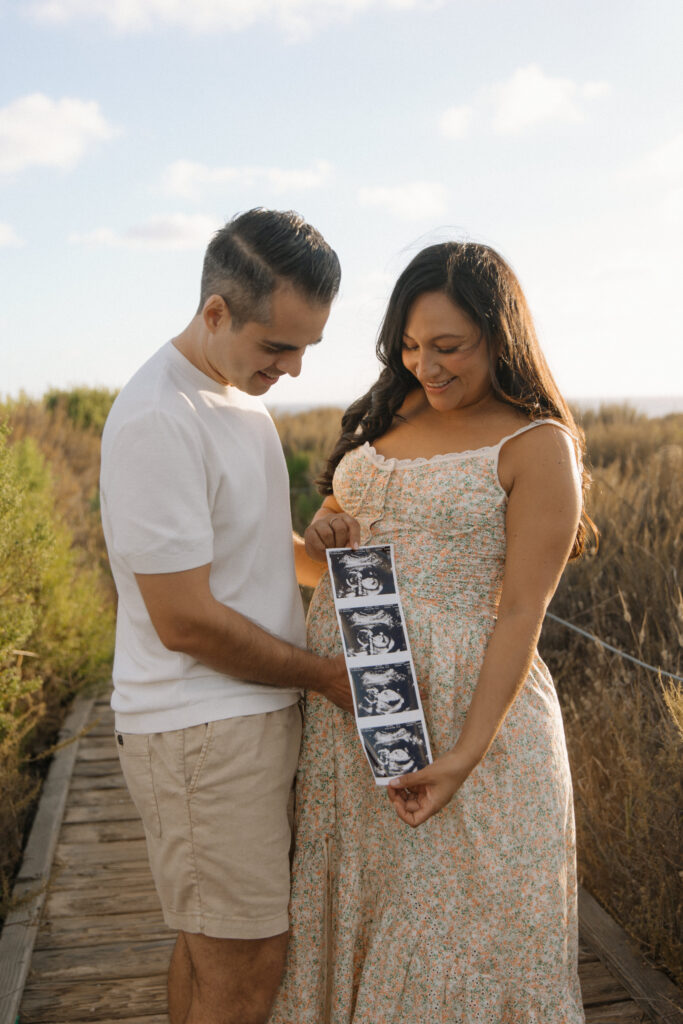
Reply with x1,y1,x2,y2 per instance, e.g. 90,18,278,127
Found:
269,420,585,1024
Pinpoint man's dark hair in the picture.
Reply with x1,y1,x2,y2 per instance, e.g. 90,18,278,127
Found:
198,208,341,327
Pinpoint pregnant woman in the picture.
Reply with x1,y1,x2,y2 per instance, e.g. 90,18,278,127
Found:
269,241,592,1024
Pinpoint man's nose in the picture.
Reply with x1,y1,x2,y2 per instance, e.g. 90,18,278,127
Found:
277,349,304,378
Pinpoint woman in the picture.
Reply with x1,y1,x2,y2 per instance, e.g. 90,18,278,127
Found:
269,242,591,1023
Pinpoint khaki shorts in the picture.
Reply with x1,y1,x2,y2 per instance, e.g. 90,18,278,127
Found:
116,704,302,939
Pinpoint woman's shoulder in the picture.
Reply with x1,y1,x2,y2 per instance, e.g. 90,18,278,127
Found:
497,418,581,494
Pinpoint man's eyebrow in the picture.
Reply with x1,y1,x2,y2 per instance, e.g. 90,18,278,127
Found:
262,337,324,350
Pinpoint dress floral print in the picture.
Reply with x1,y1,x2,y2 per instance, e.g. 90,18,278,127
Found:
269,421,585,1024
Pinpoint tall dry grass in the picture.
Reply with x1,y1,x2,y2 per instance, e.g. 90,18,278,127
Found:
542,410,682,983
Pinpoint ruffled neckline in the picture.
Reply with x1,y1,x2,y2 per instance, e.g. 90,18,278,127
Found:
358,440,499,469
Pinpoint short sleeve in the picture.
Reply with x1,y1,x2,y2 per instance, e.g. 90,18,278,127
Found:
101,409,214,574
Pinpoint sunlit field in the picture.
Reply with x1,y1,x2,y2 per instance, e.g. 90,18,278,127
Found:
1,392,681,985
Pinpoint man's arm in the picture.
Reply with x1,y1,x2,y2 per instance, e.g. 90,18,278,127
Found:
135,563,352,711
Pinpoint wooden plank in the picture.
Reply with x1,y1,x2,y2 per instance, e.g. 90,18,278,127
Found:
20,972,168,1022
69,771,126,790
29,937,174,981
44,885,161,919
585,1001,648,1022
72,758,123,777
580,958,636,1006
34,911,168,950
66,786,133,806
0,697,95,1024
60,819,145,843
55,838,150,865
579,887,683,1024
63,801,139,823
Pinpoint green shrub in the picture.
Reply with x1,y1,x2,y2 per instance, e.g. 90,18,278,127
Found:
0,425,114,906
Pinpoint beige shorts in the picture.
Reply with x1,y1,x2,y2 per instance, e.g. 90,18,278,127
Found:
116,704,302,939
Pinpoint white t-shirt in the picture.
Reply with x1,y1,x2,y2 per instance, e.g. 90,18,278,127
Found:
100,341,306,734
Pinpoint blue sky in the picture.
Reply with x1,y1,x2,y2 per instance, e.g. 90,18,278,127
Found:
1,0,682,410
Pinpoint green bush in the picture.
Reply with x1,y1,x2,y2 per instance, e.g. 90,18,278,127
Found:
0,425,114,904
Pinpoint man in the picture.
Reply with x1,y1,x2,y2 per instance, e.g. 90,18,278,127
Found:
100,208,351,1024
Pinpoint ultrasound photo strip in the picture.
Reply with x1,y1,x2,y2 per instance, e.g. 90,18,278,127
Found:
326,544,433,785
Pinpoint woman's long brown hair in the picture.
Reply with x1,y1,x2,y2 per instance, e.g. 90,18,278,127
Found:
318,242,595,559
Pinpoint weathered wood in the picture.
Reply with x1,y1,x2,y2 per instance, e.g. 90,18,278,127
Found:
0,698,95,1024
60,819,146,843
20,973,168,1022
44,884,162,919
72,757,123,776
585,1001,648,1022
63,801,139,823
29,937,175,981
69,771,126,790
579,887,683,1024
580,957,637,1004
55,838,150,865
34,911,168,950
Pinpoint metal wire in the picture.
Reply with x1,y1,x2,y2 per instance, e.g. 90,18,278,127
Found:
544,612,683,683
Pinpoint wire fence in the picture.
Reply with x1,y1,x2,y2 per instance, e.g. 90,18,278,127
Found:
545,612,683,683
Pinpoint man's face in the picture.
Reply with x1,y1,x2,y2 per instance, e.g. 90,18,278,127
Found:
203,285,330,395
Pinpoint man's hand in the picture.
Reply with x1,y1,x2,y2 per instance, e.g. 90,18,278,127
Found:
304,511,361,562
315,652,354,713
386,750,474,827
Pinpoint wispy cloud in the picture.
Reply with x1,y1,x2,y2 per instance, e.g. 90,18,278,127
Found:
439,65,610,141
27,0,442,39
0,223,24,247
358,181,448,220
490,65,610,135
70,214,217,250
162,158,332,201
439,105,473,140
0,93,118,176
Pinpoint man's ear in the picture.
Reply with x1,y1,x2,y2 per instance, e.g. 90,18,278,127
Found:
202,294,231,333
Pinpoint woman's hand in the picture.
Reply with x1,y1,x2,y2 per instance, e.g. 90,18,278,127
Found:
386,749,474,827
304,510,361,562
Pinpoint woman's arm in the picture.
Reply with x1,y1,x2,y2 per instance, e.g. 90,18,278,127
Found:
304,496,361,561
293,532,327,587
388,425,582,826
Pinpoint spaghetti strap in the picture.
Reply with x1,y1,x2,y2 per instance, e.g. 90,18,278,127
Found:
495,418,577,450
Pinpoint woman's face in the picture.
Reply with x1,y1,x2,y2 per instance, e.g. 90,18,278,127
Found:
401,290,492,413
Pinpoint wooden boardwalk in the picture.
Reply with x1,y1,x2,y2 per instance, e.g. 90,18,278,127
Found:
3,695,682,1024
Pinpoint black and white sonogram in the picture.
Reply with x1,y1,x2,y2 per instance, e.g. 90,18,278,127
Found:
351,663,418,717
339,604,406,659
361,721,430,778
328,546,395,600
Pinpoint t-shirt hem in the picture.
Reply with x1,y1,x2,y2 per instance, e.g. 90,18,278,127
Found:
113,689,300,734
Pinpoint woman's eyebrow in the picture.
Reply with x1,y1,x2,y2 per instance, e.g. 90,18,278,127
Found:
402,331,468,343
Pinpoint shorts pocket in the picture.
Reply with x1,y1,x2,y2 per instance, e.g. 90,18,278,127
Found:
184,721,214,797
116,732,162,838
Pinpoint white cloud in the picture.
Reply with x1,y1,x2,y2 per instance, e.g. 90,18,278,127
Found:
163,158,332,200
0,93,117,176
0,223,24,246
358,181,448,220
439,105,473,140
70,214,217,251
490,65,610,135
625,131,683,185
27,0,442,39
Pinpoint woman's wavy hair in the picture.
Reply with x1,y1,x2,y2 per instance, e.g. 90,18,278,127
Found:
319,241,595,559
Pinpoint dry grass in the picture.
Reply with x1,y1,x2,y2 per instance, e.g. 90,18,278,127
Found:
541,410,683,983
